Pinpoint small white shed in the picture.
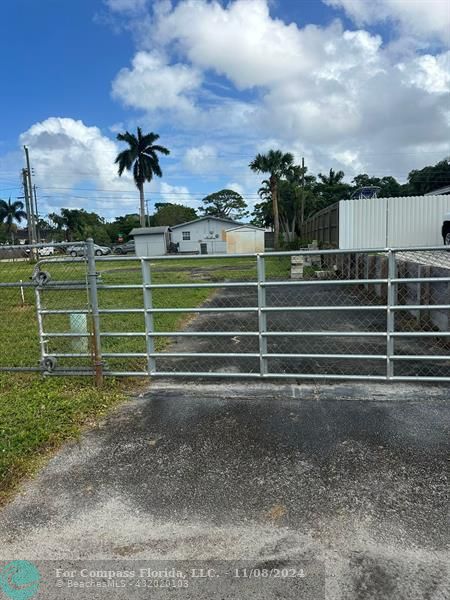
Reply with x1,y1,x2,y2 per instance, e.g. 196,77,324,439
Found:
226,225,265,254
130,227,171,256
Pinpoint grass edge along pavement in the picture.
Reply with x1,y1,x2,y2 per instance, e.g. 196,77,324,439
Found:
0,374,125,506
0,255,290,504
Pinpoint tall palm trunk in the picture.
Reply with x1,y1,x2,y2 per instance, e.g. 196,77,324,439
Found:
270,175,280,249
138,181,146,227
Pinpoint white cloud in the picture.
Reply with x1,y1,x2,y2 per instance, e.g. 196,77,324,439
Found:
18,117,149,218
112,51,202,113
154,0,325,89
143,0,449,178
325,0,450,44
183,145,218,174
225,181,245,197
20,117,129,190
398,51,450,94
158,181,198,209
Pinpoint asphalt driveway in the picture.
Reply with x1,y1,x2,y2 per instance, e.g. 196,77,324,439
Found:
0,381,448,599
156,282,450,379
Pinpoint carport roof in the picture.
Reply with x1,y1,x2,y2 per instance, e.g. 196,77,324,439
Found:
130,227,171,236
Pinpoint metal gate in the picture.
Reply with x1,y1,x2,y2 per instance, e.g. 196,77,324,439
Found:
31,242,450,383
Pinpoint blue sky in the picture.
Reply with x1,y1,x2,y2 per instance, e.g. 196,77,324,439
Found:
0,0,449,220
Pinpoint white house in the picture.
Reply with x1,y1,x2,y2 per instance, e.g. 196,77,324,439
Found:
171,216,242,254
226,225,265,254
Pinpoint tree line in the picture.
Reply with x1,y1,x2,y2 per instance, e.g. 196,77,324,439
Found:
1,125,449,247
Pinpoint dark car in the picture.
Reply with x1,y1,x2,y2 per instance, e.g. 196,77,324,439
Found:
114,240,135,255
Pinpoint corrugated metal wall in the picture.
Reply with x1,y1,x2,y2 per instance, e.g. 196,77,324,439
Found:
339,195,450,249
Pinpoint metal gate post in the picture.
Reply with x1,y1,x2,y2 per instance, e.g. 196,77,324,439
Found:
386,249,396,380
257,254,268,376
86,238,103,386
141,258,156,376
35,285,48,369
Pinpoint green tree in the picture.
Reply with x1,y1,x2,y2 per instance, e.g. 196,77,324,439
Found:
49,209,110,243
249,150,294,249
153,203,197,226
351,174,402,198
316,168,352,209
200,189,248,220
115,127,170,227
252,167,318,236
106,214,141,242
251,179,272,228
0,198,27,243
405,159,450,196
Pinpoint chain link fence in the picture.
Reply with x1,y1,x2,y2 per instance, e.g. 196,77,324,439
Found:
0,242,87,373
1,242,449,382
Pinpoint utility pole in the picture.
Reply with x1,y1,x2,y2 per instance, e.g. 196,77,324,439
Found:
22,169,33,244
23,146,37,245
301,156,305,225
33,185,40,242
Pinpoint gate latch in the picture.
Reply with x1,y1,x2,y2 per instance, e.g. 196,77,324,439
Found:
31,269,52,286
41,356,57,373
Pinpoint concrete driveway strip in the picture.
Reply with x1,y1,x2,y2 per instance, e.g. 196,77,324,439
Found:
0,382,448,599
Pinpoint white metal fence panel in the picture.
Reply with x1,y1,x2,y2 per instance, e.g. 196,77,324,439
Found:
339,195,450,249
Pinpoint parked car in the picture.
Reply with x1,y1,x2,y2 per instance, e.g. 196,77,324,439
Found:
113,240,135,255
66,244,111,257
24,246,56,257
38,246,56,256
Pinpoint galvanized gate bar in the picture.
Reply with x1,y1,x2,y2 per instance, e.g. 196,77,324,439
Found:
257,254,268,376
27,243,450,382
141,258,156,375
386,250,396,379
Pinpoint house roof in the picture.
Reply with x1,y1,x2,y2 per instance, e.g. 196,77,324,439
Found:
225,225,264,232
171,216,242,229
130,226,171,236
425,185,450,196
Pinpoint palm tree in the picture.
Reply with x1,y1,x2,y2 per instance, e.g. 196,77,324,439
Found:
316,168,350,209
249,150,294,249
0,198,27,243
115,127,170,227
257,179,271,202
317,168,345,186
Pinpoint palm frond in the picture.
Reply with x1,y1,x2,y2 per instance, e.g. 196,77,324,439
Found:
115,149,135,175
148,144,170,155
141,132,160,147
116,131,138,149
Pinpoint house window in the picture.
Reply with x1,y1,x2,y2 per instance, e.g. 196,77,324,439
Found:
182,231,191,240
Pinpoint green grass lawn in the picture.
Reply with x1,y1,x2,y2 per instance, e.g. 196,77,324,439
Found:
0,254,290,502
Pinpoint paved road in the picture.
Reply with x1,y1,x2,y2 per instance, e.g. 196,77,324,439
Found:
0,381,448,599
